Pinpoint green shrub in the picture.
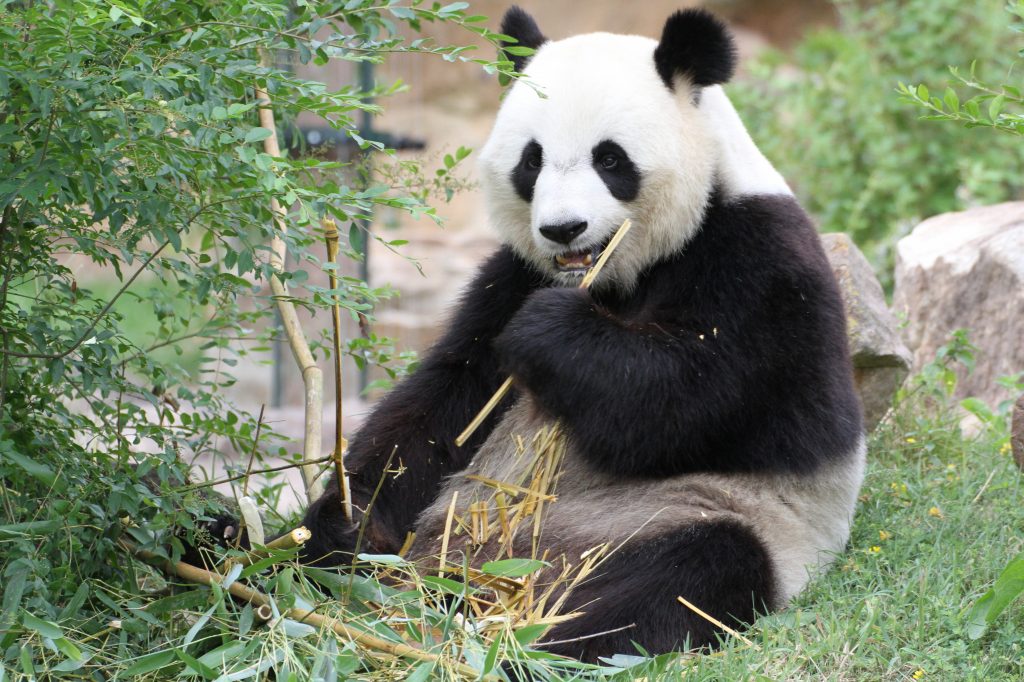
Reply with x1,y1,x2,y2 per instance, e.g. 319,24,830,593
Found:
728,0,1024,285
0,0,514,678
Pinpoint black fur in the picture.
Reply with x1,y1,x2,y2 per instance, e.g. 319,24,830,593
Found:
653,9,737,90
511,139,543,202
495,192,863,478
540,521,776,662
297,247,546,565
500,6,547,71
592,140,641,201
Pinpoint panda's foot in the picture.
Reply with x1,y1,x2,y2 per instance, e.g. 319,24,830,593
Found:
539,520,776,662
176,512,250,569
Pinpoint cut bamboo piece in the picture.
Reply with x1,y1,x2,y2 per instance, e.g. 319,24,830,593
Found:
230,526,312,568
677,595,755,647
454,219,633,447
323,219,354,523
255,64,324,502
121,540,493,680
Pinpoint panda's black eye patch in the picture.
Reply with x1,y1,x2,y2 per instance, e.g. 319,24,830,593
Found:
592,140,639,201
512,140,543,202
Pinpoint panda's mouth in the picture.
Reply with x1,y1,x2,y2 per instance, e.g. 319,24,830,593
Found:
553,249,594,271
553,242,606,273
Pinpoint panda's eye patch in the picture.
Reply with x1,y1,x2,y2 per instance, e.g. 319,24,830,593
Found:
512,140,544,202
592,140,640,201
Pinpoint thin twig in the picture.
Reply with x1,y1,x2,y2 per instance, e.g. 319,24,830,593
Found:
323,219,353,523
177,454,334,491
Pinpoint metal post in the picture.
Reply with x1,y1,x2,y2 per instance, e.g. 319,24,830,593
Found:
356,60,374,394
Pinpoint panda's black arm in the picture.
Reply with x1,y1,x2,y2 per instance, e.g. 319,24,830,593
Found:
494,264,860,478
297,247,543,565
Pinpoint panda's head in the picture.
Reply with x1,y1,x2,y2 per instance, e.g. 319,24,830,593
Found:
479,7,737,289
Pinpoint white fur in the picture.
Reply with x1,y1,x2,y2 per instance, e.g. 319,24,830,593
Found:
479,33,791,290
479,33,713,290
700,85,793,199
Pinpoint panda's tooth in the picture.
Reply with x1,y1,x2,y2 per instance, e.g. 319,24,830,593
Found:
583,253,593,266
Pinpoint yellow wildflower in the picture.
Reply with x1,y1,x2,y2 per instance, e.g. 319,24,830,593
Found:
905,437,917,444
878,530,893,541
912,669,925,679
928,506,943,519
869,545,881,553
1000,442,1012,455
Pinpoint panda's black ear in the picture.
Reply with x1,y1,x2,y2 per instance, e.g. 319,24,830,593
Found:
500,6,547,71
653,9,736,90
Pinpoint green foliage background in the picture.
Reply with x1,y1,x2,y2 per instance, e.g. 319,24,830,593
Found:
729,0,1024,284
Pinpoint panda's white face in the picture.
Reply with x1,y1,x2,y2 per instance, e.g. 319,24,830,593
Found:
479,32,716,289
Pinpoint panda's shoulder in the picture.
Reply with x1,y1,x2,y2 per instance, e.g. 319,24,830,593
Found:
698,192,834,280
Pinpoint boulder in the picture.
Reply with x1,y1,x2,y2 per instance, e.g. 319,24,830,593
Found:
822,233,912,431
893,202,1024,408
1013,395,1024,471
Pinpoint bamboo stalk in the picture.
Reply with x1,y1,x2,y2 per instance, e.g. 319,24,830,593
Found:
121,540,492,680
323,219,354,523
255,66,324,501
230,526,312,568
454,219,633,447
676,595,755,647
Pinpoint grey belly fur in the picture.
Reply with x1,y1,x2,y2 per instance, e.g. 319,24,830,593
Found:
411,396,865,605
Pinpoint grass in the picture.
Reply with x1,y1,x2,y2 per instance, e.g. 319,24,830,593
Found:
8,387,1024,681
668,409,1024,682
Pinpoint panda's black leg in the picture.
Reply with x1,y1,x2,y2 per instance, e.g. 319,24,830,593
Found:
540,520,777,663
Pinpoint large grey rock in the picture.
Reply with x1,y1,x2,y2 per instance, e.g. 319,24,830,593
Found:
893,202,1024,408
822,233,912,431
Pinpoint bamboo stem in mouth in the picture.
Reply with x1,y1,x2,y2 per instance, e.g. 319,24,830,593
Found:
454,218,633,448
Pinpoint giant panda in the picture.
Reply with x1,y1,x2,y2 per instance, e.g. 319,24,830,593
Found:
296,6,866,662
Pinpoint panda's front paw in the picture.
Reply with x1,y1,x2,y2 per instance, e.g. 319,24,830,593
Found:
177,512,250,567
495,287,593,387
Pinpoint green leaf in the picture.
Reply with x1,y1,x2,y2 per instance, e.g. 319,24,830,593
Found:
244,128,273,144
943,87,960,113
989,94,1006,122
1,449,56,487
119,650,177,677
57,582,90,620
480,558,548,577
482,632,502,675
967,552,1024,639
174,647,218,680
22,613,63,639
513,623,549,645
503,46,537,56
183,604,216,646
405,661,435,682
439,2,469,14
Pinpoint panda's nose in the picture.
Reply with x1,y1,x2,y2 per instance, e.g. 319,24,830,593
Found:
539,221,587,245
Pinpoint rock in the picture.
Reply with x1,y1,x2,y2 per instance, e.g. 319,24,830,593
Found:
893,202,1024,408
1013,395,1024,471
822,233,912,431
